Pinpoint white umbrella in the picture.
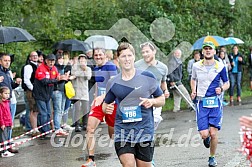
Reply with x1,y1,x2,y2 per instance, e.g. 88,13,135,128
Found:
85,35,119,50
225,37,244,45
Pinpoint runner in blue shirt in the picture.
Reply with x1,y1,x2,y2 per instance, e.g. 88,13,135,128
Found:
102,42,165,167
191,41,230,167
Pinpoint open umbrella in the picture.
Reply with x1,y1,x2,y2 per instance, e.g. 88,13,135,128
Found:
84,35,119,50
225,37,244,45
0,26,36,44
191,35,229,50
52,39,92,53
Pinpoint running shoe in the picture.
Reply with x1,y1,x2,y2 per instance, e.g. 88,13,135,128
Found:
1,150,15,157
208,157,217,167
203,136,211,148
81,158,96,167
222,101,229,106
151,159,156,167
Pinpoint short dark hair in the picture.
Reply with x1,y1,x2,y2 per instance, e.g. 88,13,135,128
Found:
117,42,135,57
94,48,106,54
0,52,9,59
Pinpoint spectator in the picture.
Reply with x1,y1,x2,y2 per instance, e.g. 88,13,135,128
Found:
36,50,44,66
52,54,71,136
187,51,201,82
22,51,40,137
0,53,21,153
167,49,193,112
21,54,32,132
0,86,15,157
228,45,245,104
33,54,64,137
60,51,74,131
71,54,91,132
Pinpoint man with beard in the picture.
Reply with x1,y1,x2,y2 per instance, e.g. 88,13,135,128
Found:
135,42,169,130
190,41,229,167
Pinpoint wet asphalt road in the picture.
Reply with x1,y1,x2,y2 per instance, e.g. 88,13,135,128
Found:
1,98,252,167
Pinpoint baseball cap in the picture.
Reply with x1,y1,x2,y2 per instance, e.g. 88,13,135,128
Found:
202,41,215,49
78,54,88,59
46,54,56,60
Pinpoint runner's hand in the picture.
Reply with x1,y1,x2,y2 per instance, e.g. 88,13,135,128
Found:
105,102,115,114
139,97,155,108
191,92,196,100
1,125,5,131
215,87,222,95
164,90,170,98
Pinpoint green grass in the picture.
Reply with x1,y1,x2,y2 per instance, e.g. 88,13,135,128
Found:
162,87,252,112
12,126,26,138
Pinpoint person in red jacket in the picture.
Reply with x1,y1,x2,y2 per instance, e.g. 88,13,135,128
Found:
33,54,67,136
0,86,15,157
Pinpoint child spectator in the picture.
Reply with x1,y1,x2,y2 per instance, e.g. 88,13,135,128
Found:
0,86,15,157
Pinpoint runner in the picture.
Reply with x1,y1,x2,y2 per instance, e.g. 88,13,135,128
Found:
102,42,165,167
81,48,117,167
190,41,229,167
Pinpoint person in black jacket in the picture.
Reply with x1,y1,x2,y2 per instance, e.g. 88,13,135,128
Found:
167,49,193,112
21,51,40,137
228,45,246,104
51,54,72,136
0,53,21,153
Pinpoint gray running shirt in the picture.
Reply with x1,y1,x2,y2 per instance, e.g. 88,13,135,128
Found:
135,59,168,84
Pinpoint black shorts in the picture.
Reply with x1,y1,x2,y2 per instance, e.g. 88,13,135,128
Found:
114,141,154,162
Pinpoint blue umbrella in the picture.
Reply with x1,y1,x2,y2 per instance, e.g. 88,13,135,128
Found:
191,35,229,50
225,37,244,45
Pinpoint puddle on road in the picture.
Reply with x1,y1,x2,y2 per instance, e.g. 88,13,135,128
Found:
76,153,112,161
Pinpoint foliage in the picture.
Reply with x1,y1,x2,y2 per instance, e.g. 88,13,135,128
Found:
0,0,251,78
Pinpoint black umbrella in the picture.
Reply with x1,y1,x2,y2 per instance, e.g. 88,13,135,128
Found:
52,39,92,52
0,25,36,44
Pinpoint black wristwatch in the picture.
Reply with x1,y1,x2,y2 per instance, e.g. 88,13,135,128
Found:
220,87,223,92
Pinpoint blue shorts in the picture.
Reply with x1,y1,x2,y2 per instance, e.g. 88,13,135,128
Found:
195,100,223,131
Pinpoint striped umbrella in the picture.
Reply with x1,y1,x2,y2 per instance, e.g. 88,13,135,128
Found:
191,35,229,50
225,37,244,45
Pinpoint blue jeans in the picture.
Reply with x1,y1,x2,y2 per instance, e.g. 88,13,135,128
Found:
24,92,32,131
229,72,242,97
8,103,16,139
36,100,51,133
52,91,66,130
62,97,71,124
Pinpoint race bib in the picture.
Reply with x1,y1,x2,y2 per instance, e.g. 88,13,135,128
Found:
203,96,219,108
121,106,142,123
98,87,106,96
